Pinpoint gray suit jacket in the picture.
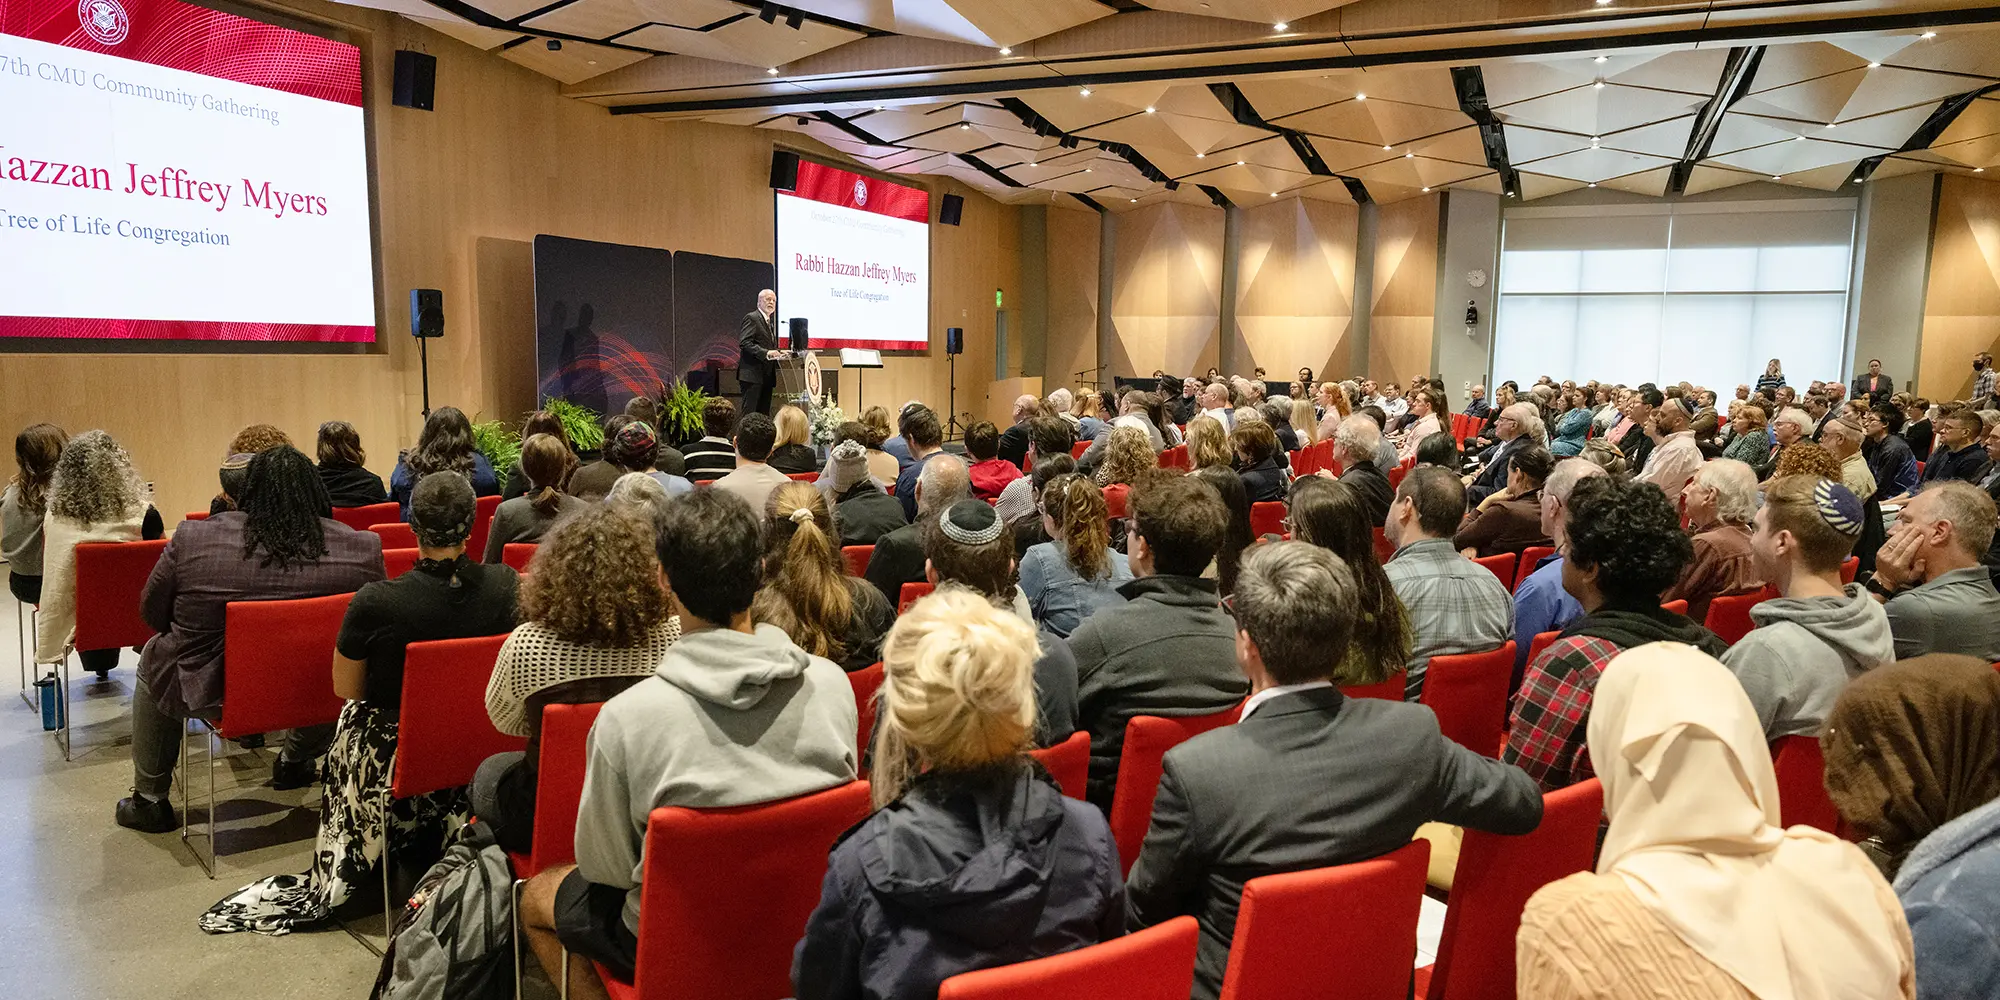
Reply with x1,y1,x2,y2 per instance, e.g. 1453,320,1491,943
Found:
1125,687,1543,1000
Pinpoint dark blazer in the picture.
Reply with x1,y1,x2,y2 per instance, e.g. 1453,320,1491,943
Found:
1126,688,1544,1000
1338,460,1393,526
1467,437,1522,504
1852,373,1896,406
863,521,926,607
1237,457,1286,504
834,484,908,548
738,309,777,386
997,422,1032,469
1924,443,1991,485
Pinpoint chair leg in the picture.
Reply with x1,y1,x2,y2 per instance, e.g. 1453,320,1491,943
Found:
513,878,525,1000
55,654,70,762
178,720,218,878
15,603,30,711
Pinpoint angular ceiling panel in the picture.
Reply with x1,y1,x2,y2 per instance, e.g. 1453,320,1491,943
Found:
782,0,1112,48
499,39,651,84
1497,84,1706,136
1517,146,1679,183
1270,97,1470,148
522,0,738,39
1707,136,1891,177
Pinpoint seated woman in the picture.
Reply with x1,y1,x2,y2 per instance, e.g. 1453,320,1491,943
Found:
389,406,500,519
34,430,165,681
1284,477,1410,687
1010,454,1075,557
1824,655,2000,1000
1092,425,1156,493
792,586,1120,1000
1019,474,1130,639
1415,430,1460,470
212,424,294,515
750,483,893,672
1231,421,1287,504
200,472,520,933
1191,465,1252,597
476,504,679,855
1551,388,1592,457
1184,415,1231,473
1394,388,1446,464
5,424,66,623
484,433,586,563
1518,643,1914,1000
118,446,382,834
315,421,389,508
1663,459,1765,624
602,421,693,497
502,410,574,500
767,405,821,475
1722,403,1771,466
853,407,903,484
1452,445,1555,558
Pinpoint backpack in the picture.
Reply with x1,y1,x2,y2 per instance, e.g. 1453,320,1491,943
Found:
371,821,515,1000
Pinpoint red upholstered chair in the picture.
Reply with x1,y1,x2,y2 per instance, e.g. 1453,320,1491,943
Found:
1513,546,1555,591
383,548,421,578
1473,553,1516,587
1372,527,1395,564
898,581,935,614
1105,484,1131,521
1771,735,1841,832
1387,465,1410,491
786,472,819,482
1416,778,1604,1000
501,543,538,572
848,663,884,760
1287,450,1308,475
1027,731,1089,800
1526,631,1561,670
1071,441,1091,459
509,701,605,997
841,545,873,578
466,495,504,562
183,510,209,523
1418,643,1515,758
332,502,403,531
1217,841,1431,1000
1249,502,1287,538
1660,599,1688,616
597,782,875,1000
63,539,169,758
1341,671,1407,701
368,522,420,549
1109,706,1243,875
1161,445,1190,470
937,916,1199,1000
1704,586,1777,646
1840,556,1859,585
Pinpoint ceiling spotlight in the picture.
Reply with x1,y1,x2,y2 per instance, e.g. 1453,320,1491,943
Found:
1273,21,1287,31
1196,153,1206,159
1382,144,1392,151
1978,167,1988,173
546,38,561,51
1593,81,1606,90
1594,0,1611,5
1354,93,1366,101
998,46,1011,55
1590,136,1600,146
1145,106,1157,113
1028,162,1037,167
1593,55,1608,64
1825,122,1837,128
1505,190,1515,196
959,123,971,130
1404,152,1414,159
1084,168,1092,173
766,66,779,75
1853,177,1863,183
1794,135,1807,141
1269,191,1277,197
1867,61,1881,68
1421,186,1430,192
1772,174,1784,180
1130,198,1138,202
1588,182,1597,187
1921,30,1936,38
1237,160,1246,165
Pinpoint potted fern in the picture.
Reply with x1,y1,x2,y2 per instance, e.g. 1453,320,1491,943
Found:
543,397,606,458
658,381,710,448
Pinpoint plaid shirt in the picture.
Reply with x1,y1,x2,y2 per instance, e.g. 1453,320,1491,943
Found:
1977,366,1996,402
1385,537,1515,699
1504,634,1623,792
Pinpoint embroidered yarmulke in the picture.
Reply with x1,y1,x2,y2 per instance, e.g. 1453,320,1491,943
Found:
1814,479,1864,538
939,500,1004,545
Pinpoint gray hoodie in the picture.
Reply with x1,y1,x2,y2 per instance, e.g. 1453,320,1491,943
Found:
574,622,859,931
1721,584,1893,740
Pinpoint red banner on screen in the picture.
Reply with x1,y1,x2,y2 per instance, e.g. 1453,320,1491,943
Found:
0,316,374,341
0,0,361,105
791,159,930,224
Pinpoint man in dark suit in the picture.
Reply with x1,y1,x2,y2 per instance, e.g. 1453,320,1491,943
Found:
1852,358,1895,407
1126,541,1543,1000
864,454,970,607
1331,413,1392,525
737,288,781,416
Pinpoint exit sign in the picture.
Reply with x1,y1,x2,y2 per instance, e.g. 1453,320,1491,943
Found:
995,288,1003,307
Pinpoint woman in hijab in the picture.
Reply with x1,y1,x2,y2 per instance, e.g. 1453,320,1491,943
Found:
1823,656,2000,1000
1518,642,1914,1000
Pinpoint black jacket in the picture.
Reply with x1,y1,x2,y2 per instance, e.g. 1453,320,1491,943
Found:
1168,394,1200,427
1338,460,1393,526
1907,419,1935,462
997,422,1032,469
1924,442,1991,485
1033,634,1080,748
769,443,820,475
1127,688,1543,1000
793,766,1124,1000
318,463,388,508
835,483,908,549
738,309,776,386
1238,457,1286,504
1467,437,1523,505
863,521,927,607
1071,575,1248,809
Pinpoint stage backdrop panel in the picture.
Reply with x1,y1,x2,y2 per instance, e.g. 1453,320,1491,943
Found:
673,250,776,392
533,234,673,415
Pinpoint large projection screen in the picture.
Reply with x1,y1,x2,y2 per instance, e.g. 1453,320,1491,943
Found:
774,159,930,351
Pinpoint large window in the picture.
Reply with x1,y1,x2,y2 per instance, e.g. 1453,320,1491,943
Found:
1493,201,1856,390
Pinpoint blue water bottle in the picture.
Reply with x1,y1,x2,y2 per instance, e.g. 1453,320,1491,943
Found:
35,671,63,732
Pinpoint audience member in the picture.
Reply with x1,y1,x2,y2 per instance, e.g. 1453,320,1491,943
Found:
711,412,790,513
201,471,519,932
213,423,294,514
994,417,1075,526
483,433,586,562
1092,426,1157,492
1384,466,1514,700
315,421,388,507
882,400,924,467
119,446,383,832
1190,465,1252,597
1020,474,1131,639
1921,406,1989,484
865,454,970,607
388,406,499,518
1550,388,1592,456
519,489,856,1000
1197,381,1234,430
1071,475,1247,809
680,398,740,484
1465,402,1543,504
1453,444,1555,558
34,430,164,679
1722,402,1769,466
1869,481,2000,660
823,439,906,548
1284,477,1411,687
892,405,946,521
1518,643,1913,999
3,424,66,628
1755,407,1813,479
501,411,574,499
1824,414,1878,500
1663,458,1765,624
1287,397,1316,448
1329,414,1392,525
621,398,685,478
997,394,1040,467
851,408,903,483
1009,455,1073,556
1636,399,1702,508
1903,398,1935,461
767,405,820,475
1866,404,1922,503
602,472,672,528
1394,386,1446,463
963,421,1023,501
1127,541,1542,1000
1230,421,1285,503
568,414,635,500
1506,476,1725,792
1184,414,1231,471
1614,387,1663,472
752,483,894,671
1724,476,1890,740
611,420,694,498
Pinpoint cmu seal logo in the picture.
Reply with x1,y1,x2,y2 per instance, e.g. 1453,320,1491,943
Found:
79,0,130,45
852,178,868,207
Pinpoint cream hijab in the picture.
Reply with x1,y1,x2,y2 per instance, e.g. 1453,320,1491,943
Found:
1588,643,1911,1000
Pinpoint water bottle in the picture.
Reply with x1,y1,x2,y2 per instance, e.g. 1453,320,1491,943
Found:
35,671,63,732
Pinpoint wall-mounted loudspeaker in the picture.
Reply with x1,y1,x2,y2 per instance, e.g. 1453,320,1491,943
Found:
945,326,963,355
410,289,444,338
939,193,964,226
789,317,809,352
770,151,800,191
392,51,436,111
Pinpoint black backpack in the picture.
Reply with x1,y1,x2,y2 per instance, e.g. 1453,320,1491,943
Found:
370,821,515,1000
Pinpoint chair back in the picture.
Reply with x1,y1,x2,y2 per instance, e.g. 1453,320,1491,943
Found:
392,634,523,799
217,593,354,739
898,581,935,614
848,662,885,757
1372,527,1395,564
1387,465,1411,490
1218,841,1431,1000
183,510,209,523
1840,556,1859,585
332,502,403,531
841,545,873,578
627,781,874,1000
786,472,820,482
528,702,605,875
466,495,504,565
1660,599,1688,616
1160,445,1190,471
1472,553,1516,588
1513,547,1555,591
383,548,421,578
1525,631,1561,669
1071,441,1091,459
70,540,168,652
1340,672,1407,701
1249,502,1286,538
1110,706,1243,875
501,543,538,572
1423,779,1603,1000
937,917,1200,1000
1703,586,1776,645
369,522,420,549
1771,735,1841,832
1027,731,1089,800
1418,643,1515,758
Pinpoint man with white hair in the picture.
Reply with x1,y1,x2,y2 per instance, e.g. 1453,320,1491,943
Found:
1754,406,1815,480
1511,458,1604,674
1171,377,1203,426
1636,401,1702,508
1330,415,1392,525
1047,387,1077,428
1199,381,1234,430
1869,480,2000,660
1466,402,1544,505
997,394,1041,468
1820,414,1876,500
864,453,970,606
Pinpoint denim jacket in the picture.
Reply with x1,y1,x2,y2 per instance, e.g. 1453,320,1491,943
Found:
1894,796,2000,1000
1019,540,1131,638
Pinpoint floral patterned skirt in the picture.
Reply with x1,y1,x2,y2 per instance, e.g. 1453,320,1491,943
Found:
199,701,464,935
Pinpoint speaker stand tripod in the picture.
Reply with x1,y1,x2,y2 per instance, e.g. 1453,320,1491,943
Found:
417,334,433,419
945,352,965,442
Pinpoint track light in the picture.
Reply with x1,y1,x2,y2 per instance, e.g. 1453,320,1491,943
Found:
1273,21,1287,31
546,38,561,50
1921,30,1936,38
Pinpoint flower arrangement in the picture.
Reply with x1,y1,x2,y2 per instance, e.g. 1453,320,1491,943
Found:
794,391,848,448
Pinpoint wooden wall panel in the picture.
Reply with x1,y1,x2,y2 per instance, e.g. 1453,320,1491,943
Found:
1043,206,1103,392
1917,173,2000,399
1109,201,1225,380
1370,194,1442,384
1234,197,1359,384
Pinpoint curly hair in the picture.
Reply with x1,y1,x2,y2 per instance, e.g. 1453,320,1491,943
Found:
520,504,671,646
47,430,148,525
229,423,293,455
239,446,332,568
1184,415,1231,471
1094,426,1156,488
405,406,476,479
1773,441,1843,481
1563,475,1694,607
1042,474,1111,580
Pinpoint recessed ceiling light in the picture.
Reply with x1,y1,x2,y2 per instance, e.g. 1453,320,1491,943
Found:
1590,136,1600,146
1354,93,1366,101
1772,174,1784,180
1130,198,1137,202
1382,144,1393,151
1921,30,1937,38
766,67,779,75
1794,135,1806,141
1594,0,1611,5
998,46,1011,55
1404,152,1414,159
1593,55,1608,64
1145,106,1157,113
1593,81,1606,90
1028,162,1037,167
1083,168,1092,173
1505,190,1515,196
1825,122,1837,129
960,124,970,130
1273,21,1287,31
1867,61,1881,68
1196,153,1206,159
874,105,885,111
1079,87,1091,97
1237,160,1246,165
1421,186,1430,192
1588,182,1597,187
1269,191,1277,197
1853,177,1863,184
1978,167,1988,173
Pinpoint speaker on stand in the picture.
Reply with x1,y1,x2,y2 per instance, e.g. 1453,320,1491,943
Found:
944,326,965,441
410,289,443,418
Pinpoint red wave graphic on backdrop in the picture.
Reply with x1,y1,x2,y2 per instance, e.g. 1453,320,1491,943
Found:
790,160,930,224
0,0,361,105
539,332,671,400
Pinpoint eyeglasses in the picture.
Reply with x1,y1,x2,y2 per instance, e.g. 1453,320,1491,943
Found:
1220,593,1238,620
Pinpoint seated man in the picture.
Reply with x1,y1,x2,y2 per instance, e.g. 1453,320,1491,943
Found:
1072,475,1249,810
1663,458,1765,625
865,454,970,607
1505,476,1726,792
964,421,1024,502
1869,480,2000,661
823,438,906,548
1452,444,1555,558
1635,400,1702,509
993,416,1074,527
679,397,740,484
1384,466,1514,700
1919,405,1991,485
1465,403,1544,504
892,404,947,521
519,490,858,1000
1330,414,1392,526
1863,404,1920,504
1512,459,1604,676
1126,541,1543,1000
1724,476,1891,739
996,394,1040,468
711,412,790,513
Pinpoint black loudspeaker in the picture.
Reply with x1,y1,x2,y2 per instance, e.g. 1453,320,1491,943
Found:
945,326,963,355
392,50,436,111
789,316,809,351
410,289,443,338
770,151,800,191
939,193,964,226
